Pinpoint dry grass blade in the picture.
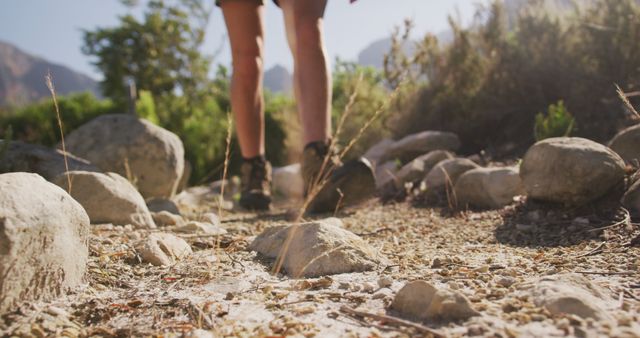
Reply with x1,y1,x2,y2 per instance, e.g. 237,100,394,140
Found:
218,113,233,219
339,306,445,337
45,72,72,194
272,80,407,277
616,84,640,120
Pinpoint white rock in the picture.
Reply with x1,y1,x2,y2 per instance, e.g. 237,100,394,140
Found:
391,280,479,322
272,163,304,200
454,167,525,209
175,221,227,235
249,218,385,278
152,211,184,227
520,137,625,206
137,233,192,266
526,273,615,321
53,171,156,229
63,114,185,199
0,173,89,312
382,131,460,163
424,158,479,192
0,140,98,180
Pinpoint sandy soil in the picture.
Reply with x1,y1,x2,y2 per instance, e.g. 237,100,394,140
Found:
2,199,639,337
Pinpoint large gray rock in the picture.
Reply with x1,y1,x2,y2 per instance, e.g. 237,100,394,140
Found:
63,114,185,199
391,281,479,322
137,233,192,266
0,173,89,312
375,160,400,189
525,273,614,321
382,131,460,163
424,158,479,192
0,140,98,180
455,167,525,209
520,137,626,206
249,218,384,278
363,138,395,166
609,124,640,163
53,171,156,229
393,150,454,189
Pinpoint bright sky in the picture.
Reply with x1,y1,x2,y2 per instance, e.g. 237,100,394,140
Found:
0,0,482,79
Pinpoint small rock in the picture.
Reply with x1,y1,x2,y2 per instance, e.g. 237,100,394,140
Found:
520,137,626,206
496,276,516,288
525,273,615,321
53,171,156,228
137,233,192,266
362,282,376,293
455,167,525,209
147,198,181,215
249,218,385,278
378,276,394,288
152,211,184,227
424,158,480,192
272,163,304,200
391,280,480,322
197,213,221,226
175,221,227,235
392,150,454,189
372,288,393,300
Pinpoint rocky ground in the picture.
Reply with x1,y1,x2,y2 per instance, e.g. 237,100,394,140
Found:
2,198,639,337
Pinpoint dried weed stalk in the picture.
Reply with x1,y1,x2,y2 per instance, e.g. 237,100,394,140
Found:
45,72,72,193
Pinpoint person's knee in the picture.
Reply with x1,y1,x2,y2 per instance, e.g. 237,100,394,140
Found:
232,46,264,80
295,20,324,54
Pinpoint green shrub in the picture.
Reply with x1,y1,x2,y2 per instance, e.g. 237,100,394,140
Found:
534,101,576,141
390,0,640,156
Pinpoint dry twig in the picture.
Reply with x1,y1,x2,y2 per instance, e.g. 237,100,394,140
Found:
339,306,445,338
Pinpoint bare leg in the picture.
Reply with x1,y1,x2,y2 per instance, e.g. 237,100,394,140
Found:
221,0,266,158
280,0,332,145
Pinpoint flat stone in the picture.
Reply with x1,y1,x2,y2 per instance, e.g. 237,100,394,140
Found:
391,280,480,322
137,233,192,266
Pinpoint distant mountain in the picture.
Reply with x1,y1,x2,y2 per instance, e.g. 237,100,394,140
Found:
0,41,100,107
357,31,452,70
263,64,292,94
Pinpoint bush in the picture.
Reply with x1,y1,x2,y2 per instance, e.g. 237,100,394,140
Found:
390,0,640,157
534,101,576,141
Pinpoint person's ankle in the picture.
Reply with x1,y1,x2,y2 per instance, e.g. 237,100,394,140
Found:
243,154,267,164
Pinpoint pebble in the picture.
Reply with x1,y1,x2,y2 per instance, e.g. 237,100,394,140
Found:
378,276,393,288
362,282,376,293
496,276,516,288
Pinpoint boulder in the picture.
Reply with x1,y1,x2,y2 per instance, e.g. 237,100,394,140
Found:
0,173,89,312
623,180,640,212
609,124,640,163
0,140,98,180
455,167,525,209
525,273,614,321
249,218,384,278
137,233,192,266
424,158,479,192
53,171,156,229
177,160,192,193
520,137,626,206
63,114,185,199
272,163,304,200
363,138,395,166
391,281,479,322
382,131,460,163
393,150,454,189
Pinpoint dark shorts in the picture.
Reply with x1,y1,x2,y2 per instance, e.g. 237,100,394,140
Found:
216,0,280,7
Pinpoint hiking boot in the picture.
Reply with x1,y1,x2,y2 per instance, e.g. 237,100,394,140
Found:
239,156,272,211
301,141,376,213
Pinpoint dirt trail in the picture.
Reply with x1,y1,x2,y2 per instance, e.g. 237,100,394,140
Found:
2,201,639,337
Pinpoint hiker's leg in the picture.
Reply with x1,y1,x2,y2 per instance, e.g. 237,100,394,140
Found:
280,0,332,145
280,0,302,129
221,0,266,158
